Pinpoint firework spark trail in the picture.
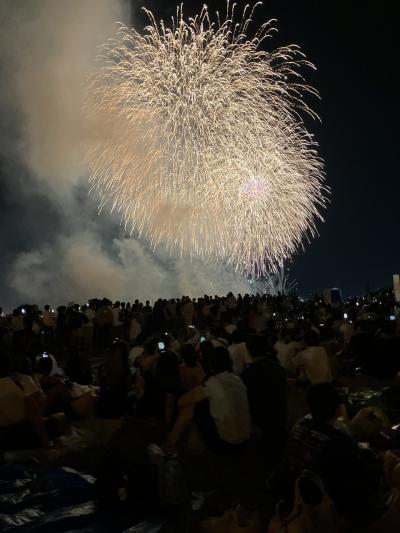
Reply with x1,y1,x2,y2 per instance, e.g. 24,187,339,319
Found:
85,1,328,276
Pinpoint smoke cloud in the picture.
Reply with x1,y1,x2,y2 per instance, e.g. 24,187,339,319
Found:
0,0,250,310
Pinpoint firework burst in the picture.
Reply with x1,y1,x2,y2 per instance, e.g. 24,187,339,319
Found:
85,1,328,275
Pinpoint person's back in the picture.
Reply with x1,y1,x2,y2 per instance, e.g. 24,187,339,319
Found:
242,335,287,440
228,340,252,375
288,383,385,524
98,341,131,418
204,369,250,444
292,333,332,384
274,332,302,370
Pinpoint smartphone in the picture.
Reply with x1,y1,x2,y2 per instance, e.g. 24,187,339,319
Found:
21,308,27,315
42,352,49,358
158,341,166,353
200,336,206,343
188,325,195,329
343,313,348,320
390,315,396,321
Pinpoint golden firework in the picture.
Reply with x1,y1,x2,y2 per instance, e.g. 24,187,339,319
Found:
85,1,327,275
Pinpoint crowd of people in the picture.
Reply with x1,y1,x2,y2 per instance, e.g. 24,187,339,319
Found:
1,288,400,532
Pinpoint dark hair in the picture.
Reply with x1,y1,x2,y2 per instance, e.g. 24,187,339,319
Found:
143,337,159,356
180,344,198,367
112,339,129,366
307,383,340,424
209,346,232,374
246,334,269,359
304,330,320,346
36,356,53,376
156,351,180,390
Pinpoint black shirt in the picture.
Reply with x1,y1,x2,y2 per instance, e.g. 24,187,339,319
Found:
241,357,288,439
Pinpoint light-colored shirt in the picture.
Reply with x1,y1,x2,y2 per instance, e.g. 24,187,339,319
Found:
204,371,251,444
292,346,332,384
112,308,123,327
84,308,95,328
228,342,252,375
274,340,302,369
129,346,144,365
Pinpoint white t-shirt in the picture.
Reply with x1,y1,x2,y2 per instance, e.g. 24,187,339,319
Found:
112,308,123,327
84,308,95,328
204,371,251,444
274,340,302,369
292,346,332,384
0,377,26,426
228,342,252,375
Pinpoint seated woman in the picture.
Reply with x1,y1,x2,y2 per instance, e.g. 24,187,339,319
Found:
0,352,51,449
166,347,251,455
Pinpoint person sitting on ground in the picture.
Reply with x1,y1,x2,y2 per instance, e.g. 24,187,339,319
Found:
274,328,303,371
287,382,387,527
179,343,205,392
228,330,252,376
0,351,51,449
242,335,288,447
291,331,332,384
98,340,132,419
166,346,251,454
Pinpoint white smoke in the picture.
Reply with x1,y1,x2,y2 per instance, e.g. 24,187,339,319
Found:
0,0,251,309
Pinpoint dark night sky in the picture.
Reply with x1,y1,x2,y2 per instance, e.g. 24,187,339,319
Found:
137,0,398,297
0,0,398,305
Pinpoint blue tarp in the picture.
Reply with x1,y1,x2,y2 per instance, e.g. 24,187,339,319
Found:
0,465,166,532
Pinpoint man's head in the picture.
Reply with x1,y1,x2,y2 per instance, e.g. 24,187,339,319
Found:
246,334,269,359
304,330,320,347
180,343,198,367
210,347,232,374
44,304,50,311
307,383,340,424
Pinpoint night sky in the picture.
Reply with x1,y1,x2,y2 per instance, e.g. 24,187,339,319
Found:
139,0,398,296
0,0,397,306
